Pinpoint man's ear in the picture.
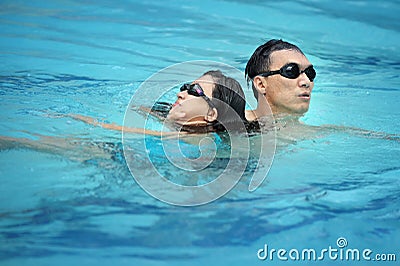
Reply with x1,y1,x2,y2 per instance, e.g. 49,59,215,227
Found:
253,76,267,95
205,107,218,122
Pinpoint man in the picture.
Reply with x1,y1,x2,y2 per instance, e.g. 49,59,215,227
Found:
244,39,316,121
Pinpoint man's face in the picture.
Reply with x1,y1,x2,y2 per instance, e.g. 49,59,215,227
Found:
263,49,314,115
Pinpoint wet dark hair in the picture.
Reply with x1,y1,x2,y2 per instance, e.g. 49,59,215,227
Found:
203,70,247,132
245,39,304,100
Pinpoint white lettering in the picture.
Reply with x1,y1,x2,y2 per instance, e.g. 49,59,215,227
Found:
302,249,316,261
256,240,395,262
257,244,268,260
277,249,287,260
329,246,338,260
345,249,360,260
362,249,372,261
318,248,328,260
270,248,276,261
289,249,299,260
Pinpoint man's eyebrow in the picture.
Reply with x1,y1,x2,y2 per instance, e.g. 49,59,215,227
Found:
291,62,313,68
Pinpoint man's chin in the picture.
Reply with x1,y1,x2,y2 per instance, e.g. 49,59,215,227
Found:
294,104,310,115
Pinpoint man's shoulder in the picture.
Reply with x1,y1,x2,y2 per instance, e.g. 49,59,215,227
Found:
245,109,257,122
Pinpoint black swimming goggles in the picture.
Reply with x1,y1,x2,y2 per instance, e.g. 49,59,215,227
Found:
257,63,316,82
180,83,216,109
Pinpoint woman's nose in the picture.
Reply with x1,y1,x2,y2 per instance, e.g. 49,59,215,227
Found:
177,90,187,99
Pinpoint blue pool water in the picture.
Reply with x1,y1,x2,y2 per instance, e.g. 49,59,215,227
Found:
1,0,399,265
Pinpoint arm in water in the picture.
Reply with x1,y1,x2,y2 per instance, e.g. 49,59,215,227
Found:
321,124,399,142
67,114,178,136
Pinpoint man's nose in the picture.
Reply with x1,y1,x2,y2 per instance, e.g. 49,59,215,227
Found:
298,73,311,89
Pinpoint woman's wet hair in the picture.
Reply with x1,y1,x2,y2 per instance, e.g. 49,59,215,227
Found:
202,70,247,132
150,101,172,118
245,39,304,100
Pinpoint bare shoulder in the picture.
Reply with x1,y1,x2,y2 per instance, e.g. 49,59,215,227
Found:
245,109,257,122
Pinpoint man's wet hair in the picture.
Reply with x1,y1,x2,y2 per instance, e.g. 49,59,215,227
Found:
245,39,304,100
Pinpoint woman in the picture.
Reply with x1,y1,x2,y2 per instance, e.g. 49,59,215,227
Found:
0,70,254,161
73,70,252,134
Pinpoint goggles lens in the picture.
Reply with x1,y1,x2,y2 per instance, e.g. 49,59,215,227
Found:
259,63,316,82
180,83,215,109
180,83,206,97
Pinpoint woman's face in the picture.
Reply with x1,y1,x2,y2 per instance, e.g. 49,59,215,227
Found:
167,75,215,125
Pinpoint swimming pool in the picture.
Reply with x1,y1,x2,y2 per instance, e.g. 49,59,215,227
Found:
1,0,399,265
